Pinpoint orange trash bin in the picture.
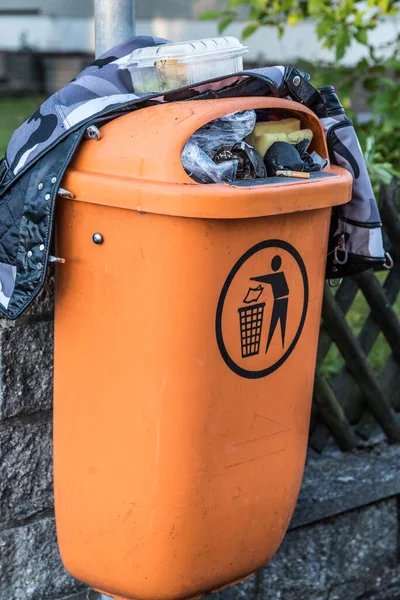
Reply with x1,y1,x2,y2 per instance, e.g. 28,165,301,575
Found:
53,97,352,600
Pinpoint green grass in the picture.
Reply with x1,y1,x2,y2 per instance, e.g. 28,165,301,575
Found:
0,97,44,156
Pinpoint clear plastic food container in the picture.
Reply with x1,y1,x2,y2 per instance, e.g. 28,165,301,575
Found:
119,37,249,93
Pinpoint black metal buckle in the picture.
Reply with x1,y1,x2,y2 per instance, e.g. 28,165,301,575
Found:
0,158,8,188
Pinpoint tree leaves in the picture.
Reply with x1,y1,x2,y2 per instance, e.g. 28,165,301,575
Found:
354,28,368,45
199,10,223,20
315,17,336,39
227,0,249,6
242,22,261,38
218,16,234,33
308,0,326,11
335,25,351,60
201,0,400,186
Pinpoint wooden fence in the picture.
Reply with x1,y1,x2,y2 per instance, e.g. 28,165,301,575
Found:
310,178,400,452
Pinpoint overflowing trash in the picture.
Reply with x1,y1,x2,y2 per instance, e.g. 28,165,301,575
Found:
213,142,265,180
264,140,326,177
181,112,327,183
181,110,264,183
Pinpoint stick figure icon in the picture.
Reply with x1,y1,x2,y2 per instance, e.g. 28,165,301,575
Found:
251,255,289,353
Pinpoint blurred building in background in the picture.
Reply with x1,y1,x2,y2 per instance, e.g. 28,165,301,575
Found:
0,0,398,95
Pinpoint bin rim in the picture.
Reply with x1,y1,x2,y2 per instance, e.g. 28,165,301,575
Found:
62,165,352,219
62,97,353,219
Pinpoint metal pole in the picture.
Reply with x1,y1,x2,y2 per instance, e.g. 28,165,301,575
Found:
94,2,135,599
94,0,136,600
95,0,136,58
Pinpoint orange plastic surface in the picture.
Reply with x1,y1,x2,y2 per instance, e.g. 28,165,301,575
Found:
62,97,352,219
54,98,352,600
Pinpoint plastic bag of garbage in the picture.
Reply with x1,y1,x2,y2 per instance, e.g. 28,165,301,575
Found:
181,110,260,183
182,140,238,183
213,141,266,180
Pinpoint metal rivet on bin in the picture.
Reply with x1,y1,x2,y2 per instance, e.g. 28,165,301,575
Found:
293,75,301,86
39,244,45,251
85,125,101,140
51,177,57,184
27,250,33,258
38,183,43,190
45,193,51,200
93,233,104,245
58,187,74,199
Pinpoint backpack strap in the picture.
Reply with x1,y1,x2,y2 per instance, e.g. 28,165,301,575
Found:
283,67,322,109
0,157,12,192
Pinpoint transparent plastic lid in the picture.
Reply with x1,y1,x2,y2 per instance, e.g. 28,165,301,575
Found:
122,37,249,68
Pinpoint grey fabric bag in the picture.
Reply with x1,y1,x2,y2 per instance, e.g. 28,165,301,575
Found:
0,36,387,318
313,86,386,277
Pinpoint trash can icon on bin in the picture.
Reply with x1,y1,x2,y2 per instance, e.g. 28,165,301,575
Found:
54,97,352,600
238,299,266,358
238,252,292,359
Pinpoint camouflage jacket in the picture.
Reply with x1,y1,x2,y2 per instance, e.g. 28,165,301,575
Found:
0,36,386,319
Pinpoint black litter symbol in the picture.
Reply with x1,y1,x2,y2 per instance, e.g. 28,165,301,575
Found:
216,239,309,380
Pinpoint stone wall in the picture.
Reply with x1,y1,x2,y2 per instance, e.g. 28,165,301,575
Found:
1,274,400,600
0,272,85,599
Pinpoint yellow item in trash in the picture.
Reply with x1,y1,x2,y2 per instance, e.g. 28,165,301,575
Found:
253,118,301,135
248,128,313,158
288,129,313,145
